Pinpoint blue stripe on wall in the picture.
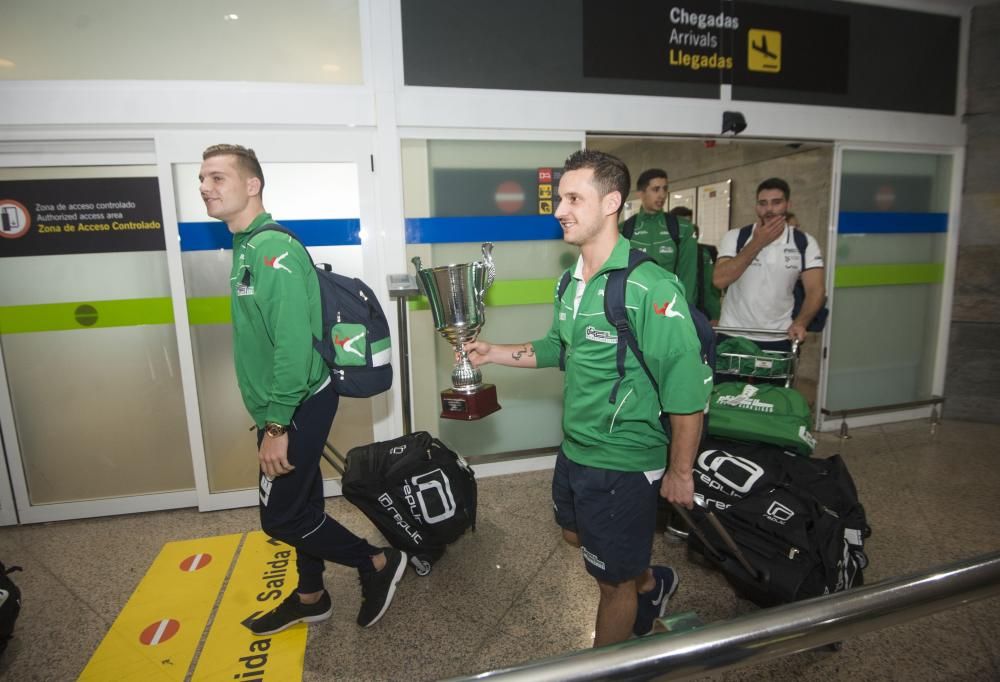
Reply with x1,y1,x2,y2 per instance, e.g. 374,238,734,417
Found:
179,218,361,251
838,212,948,234
405,215,562,244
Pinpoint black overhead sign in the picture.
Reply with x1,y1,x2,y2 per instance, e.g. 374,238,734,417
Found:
400,0,959,115
583,1,849,94
0,177,166,258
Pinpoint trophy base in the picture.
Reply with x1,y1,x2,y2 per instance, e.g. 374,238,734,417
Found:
440,384,501,421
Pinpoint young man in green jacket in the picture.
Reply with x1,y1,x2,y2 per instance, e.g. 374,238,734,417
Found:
620,168,699,306
199,144,406,634
467,150,711,646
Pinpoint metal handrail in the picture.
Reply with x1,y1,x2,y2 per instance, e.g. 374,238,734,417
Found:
821,395,944,419
714,326,795,338
447,551,1000,682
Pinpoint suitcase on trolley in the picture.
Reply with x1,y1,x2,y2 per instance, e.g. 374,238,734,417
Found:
677,437,870,607
324,431,477,576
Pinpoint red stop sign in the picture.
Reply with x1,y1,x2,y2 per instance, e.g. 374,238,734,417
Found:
179,553,212,572
874,184,896,211
139,618,180,646
495,181,525,214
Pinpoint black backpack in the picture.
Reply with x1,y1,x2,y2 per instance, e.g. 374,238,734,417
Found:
341,431,477,575
0,562,22,658
695,243,719,319
734,224,829,332
246,224,393,398
686,437,869,606
557,249,715,436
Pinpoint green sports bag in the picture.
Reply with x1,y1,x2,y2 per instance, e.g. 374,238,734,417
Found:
707,382,816,455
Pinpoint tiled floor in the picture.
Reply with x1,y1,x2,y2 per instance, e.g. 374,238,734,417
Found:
1,418,998,681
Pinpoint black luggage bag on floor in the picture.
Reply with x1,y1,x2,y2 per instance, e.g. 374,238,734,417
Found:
328,431,477,576
679,437,870,607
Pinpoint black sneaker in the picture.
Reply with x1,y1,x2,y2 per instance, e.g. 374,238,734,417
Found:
249,591,333,636
632,566,680,637
356,548,407,627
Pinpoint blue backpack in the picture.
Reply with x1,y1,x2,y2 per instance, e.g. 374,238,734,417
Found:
734,225,829,332
246,224,393,398
557,249,715,435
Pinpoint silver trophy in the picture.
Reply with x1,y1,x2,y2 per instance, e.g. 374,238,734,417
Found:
412,243,501,420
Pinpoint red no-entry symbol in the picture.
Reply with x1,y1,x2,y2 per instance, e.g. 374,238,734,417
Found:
495,181,525,214
179,553,213,572
139,618,180,646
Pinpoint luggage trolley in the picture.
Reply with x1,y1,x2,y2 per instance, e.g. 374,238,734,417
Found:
663,328,802,542
714,327,801,388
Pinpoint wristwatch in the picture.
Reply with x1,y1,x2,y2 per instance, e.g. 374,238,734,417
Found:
264,422,288,438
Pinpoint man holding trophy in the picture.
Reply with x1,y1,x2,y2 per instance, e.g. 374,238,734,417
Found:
466,150,712,646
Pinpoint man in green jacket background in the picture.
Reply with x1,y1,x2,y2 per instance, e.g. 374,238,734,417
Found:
620,168,699,306
467,150,711,646
199,143,406,635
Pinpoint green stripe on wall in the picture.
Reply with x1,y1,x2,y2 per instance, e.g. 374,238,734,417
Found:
408,278,556,311
834,263,945,288
0,279,559,334
0,298,175,334
187,296,230,325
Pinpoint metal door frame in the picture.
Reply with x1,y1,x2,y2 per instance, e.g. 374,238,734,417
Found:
816,141,964,432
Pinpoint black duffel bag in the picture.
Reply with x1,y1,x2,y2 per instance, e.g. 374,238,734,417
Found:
0,562,22,659
341,431,477,575
684,438,870,607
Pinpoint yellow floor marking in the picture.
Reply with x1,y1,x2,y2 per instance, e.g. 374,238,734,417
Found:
79,534,242,682
191,530,306,682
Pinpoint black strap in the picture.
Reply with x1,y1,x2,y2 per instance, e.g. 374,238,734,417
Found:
621,215,636,239
734,224,754,254
556,269,573,371
604,250,671,434
790,227,829,331
696,244,706,314
241,222,328,356
665,213,681,250
250,222,314,263
792,227,808,270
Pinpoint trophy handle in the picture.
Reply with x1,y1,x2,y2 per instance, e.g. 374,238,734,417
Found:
481,242,496,291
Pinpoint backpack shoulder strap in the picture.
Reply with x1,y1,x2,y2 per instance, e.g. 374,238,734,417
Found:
604,250,670,433
556,269,573,371
665,213,681,249
696,244,706,313
242,222,313,284
556,269,572,301
792,227,808,271
249,223,315,264
621,215,637,239
735,224,754,254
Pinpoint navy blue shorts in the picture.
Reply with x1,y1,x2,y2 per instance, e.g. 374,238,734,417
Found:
551,450,659,584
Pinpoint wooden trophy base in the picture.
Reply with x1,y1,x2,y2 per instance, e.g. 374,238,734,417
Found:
440,384,501,421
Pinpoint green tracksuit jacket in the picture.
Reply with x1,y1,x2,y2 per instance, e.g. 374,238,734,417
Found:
532,237,713,472
625,211,699,307
229,213,328,427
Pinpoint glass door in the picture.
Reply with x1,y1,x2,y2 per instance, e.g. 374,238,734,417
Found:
156,131,383,511
818,146,960,430
0,153,195,523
